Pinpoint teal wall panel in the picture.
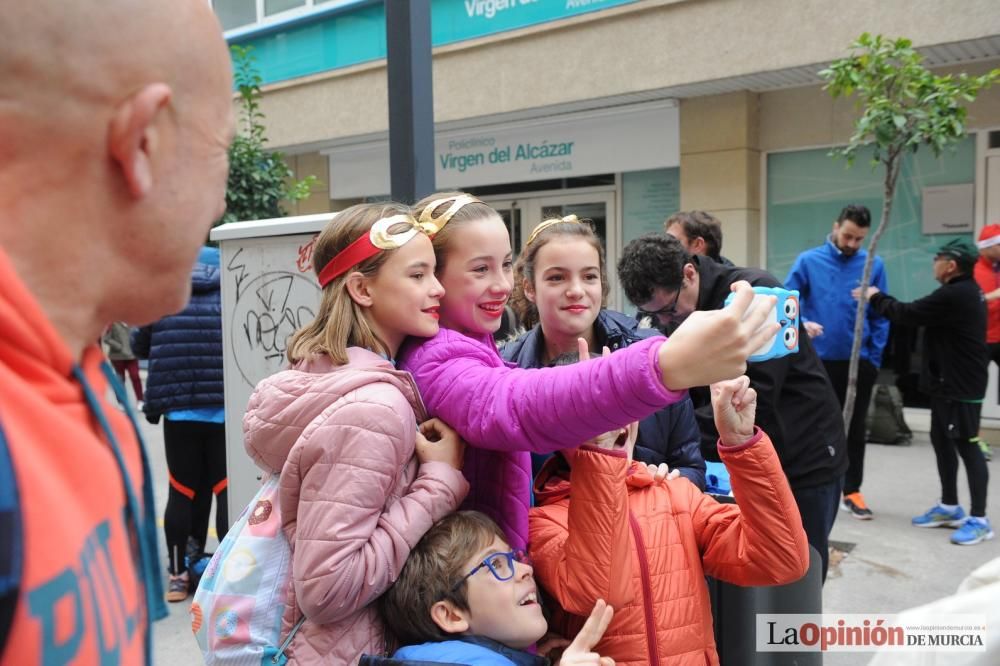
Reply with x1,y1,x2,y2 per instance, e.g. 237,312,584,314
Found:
231,0,641,85
232,3,386,81
432,0,640,45
622,168,680,245
766,137,976,302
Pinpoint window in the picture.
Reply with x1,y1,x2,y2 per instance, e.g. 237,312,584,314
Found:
264,0,306,17
213,0,344,33
214,0,256,32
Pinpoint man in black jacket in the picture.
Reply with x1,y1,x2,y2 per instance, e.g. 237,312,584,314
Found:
855,239,992,546
618,233,847,580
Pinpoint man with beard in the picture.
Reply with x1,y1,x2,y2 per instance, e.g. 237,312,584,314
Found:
785,205,889,520
618,232,847,581
0,1,234,661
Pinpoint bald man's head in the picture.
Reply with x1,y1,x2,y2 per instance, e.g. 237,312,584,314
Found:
0,0,235,355
0,0,230,143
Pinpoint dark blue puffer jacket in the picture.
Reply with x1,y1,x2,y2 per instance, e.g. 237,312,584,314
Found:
502,309,706,490
131,262,223,421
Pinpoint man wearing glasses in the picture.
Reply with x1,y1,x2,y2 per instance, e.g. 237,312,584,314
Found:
619,231,847,582
854,239,992,546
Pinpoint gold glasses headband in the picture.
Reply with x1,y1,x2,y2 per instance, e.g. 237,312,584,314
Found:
525,214,581,247
417,194,483,236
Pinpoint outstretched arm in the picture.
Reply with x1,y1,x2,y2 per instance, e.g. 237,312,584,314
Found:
863,260,890,367
691,378,809,585
406,283,777,455
859,286,952,328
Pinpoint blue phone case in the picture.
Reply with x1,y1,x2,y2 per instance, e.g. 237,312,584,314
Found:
723,286,800,362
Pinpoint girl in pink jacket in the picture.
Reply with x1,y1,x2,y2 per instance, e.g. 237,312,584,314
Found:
398,195,780,552
243,203,470,664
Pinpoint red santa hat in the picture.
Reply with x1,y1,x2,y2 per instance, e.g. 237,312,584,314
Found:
977,224,1000,250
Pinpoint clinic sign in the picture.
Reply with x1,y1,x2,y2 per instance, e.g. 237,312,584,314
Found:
438,136,576,177
434,0,643,44
326,101,679,198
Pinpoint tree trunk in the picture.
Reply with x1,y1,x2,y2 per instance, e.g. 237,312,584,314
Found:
842,153,902,429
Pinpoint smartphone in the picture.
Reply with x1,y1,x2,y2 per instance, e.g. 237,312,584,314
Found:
723,286,800,362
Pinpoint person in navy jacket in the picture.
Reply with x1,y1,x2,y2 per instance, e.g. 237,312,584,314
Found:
132,247,228,602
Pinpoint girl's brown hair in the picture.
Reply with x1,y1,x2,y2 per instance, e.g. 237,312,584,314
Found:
510,218,609,330
412,191,504,271
286,202,413,365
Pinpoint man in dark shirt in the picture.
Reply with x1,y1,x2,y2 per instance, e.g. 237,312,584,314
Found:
618,233,847,580
856,239,993,546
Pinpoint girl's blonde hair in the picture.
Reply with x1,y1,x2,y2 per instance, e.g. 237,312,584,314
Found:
510,218,609,330
413,191,504,271
286,202,413,365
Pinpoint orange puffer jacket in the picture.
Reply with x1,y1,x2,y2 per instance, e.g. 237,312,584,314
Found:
529,429,809,666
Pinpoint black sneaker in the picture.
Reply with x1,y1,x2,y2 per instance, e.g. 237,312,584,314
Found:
841,492,874,520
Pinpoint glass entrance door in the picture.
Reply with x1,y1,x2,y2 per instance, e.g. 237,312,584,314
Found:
521,191,618,308
483,190,619,309
485,198,523,254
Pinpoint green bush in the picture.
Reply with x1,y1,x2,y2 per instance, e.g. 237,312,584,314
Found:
220,45,315,226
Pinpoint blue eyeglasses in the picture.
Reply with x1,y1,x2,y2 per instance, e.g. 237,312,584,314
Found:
451,549,532,591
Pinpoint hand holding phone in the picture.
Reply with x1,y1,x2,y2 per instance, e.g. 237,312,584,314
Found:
723,286,800,362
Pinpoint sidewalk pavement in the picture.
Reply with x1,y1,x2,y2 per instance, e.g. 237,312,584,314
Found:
822,409,999,666
145,408,999,665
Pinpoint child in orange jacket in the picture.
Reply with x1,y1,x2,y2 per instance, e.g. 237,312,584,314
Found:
529,368,810,666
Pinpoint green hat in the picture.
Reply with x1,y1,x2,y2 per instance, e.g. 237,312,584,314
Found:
936,238,978,268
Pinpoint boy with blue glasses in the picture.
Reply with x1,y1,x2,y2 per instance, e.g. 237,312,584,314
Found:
372,511,614,665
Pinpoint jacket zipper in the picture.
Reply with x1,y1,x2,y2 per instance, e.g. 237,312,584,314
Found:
628,511,659,666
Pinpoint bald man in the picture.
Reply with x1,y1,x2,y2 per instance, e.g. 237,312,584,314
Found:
0,2,234,663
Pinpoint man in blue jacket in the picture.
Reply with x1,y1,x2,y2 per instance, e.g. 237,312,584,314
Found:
785,204,889,520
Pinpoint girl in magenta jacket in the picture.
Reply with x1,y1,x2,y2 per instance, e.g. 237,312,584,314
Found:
242,203,469,664
398,194,780,551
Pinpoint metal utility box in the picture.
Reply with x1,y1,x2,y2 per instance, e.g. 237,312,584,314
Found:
210,213,334,520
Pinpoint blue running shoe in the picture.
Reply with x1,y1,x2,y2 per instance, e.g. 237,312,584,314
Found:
950,517,995,545
912,503,966,528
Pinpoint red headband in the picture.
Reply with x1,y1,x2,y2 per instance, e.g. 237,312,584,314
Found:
316,196,483,288
317,214,419,287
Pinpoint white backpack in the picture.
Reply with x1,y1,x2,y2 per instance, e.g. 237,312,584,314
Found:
191,474,306,665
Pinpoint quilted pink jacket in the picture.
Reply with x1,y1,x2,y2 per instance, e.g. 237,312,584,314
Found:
243,348,469,665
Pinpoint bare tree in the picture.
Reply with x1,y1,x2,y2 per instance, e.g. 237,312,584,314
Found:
820,34,998,428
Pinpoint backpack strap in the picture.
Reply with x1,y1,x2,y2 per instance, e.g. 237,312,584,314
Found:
271,615,308,664
0,416,23,657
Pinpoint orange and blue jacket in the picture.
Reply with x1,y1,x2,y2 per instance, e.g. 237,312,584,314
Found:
529,430,809,666
0,248,165,664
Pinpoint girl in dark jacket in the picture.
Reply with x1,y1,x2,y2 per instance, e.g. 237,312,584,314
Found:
503,217,705,489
